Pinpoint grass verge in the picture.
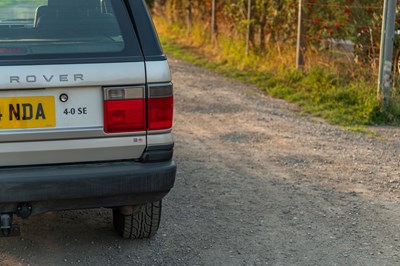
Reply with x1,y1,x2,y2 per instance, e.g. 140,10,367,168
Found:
154,16,393,127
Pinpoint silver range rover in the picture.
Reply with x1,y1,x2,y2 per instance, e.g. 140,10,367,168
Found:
0,0,176,239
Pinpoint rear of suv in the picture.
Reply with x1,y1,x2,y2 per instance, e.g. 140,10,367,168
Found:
0,0,176,239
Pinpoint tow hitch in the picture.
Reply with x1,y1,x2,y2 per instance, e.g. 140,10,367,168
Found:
0,214,20,237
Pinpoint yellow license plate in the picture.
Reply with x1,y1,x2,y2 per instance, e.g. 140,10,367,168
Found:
0,96,55,129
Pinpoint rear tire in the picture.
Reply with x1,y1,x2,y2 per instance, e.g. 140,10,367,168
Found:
113,201,162,239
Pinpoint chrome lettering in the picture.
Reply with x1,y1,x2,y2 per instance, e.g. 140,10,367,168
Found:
59,74,68,82
43,75,54,82
10,76,20,83
26,75,37,83
74,74,84,81
9,74,84,83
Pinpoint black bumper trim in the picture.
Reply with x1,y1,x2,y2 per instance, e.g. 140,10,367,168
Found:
0,161,176,204
141,144,174,162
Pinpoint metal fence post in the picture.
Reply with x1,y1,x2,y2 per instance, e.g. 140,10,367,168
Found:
378,0,398,110
246,0,252,56
296,0,307,70
211,0,216,43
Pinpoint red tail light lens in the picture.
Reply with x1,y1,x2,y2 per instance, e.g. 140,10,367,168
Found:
148,96,174,130
103,87,145,133
104,99,145,133
103,84,173,133
148,84,174,131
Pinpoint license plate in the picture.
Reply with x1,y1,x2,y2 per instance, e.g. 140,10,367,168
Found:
0,96,56,129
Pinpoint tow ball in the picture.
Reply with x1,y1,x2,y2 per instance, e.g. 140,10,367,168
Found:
0,214,20,237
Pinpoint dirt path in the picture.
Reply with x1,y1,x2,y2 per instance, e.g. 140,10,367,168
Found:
1,58,400,265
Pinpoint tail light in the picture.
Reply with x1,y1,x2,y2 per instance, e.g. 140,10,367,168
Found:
103,87,145,133
103,84,173,133
148,83,174,131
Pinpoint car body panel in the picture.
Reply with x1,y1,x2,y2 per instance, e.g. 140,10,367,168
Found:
0,62,146,90
0,136,146,166
146,61,172,83
0,63,148,166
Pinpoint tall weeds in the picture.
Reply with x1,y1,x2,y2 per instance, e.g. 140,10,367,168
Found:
154,15,396,126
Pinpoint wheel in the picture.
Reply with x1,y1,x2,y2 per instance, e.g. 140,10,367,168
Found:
113,201,162,239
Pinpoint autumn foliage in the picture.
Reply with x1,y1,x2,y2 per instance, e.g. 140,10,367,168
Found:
150,0,400,125
151,0,384,63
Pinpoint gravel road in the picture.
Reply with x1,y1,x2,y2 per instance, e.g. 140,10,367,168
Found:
1,58,400,266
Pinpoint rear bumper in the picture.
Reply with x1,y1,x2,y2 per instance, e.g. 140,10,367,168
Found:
0,160,176,215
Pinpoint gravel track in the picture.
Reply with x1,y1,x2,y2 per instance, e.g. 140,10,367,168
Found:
0,58,400,265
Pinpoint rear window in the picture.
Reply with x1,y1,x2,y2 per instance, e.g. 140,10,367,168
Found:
0,0,142,63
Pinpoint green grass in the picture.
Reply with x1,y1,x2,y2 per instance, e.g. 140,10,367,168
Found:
160,34,386,126
154,13,400,127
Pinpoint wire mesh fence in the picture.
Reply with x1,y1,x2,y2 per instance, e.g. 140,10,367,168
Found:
299,1,384,76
